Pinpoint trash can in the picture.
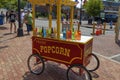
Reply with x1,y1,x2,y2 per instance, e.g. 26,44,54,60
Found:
0,15,4,25
88,18,92,24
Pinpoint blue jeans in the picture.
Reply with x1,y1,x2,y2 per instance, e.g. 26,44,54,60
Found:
26,24,32,33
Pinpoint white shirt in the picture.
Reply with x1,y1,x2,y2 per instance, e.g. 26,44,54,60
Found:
21,12,25,20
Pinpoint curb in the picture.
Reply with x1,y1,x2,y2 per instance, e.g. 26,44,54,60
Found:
81,25,114,31
93,51,120,64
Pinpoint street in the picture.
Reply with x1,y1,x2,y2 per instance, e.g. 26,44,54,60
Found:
35,19,114,36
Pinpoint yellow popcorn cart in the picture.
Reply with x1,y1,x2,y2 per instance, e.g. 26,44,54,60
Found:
27,0,100,80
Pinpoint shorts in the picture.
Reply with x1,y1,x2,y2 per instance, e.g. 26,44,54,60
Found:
10,20,15,23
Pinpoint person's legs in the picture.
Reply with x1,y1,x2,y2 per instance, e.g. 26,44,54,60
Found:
66,15,68,21
6,17,9,23
110,24,112,29
30,25,32,31
13,22,16,33
10,22,12,33
6,17,7,23
26,24,30,35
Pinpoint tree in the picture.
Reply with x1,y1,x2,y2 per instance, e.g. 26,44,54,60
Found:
0,0,27,11
84,0,103,19
107,0,115,1
106,0,119,2
113,0,120,2
0,0,8,8
115,0,120,1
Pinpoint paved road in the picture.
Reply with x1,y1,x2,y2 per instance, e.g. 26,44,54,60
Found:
35,19,114,35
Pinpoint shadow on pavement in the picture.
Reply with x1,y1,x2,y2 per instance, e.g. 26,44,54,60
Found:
0,26,8,30
23,61,97,80
0,45,9,50
23,62,67,80
24,34,31,36
90,72,99,78
0,36,17,43
4,33,31,36
116,40,120,47
3,33,13,35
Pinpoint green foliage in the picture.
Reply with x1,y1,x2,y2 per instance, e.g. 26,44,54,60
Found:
0,0,27,11
21,1,27,9
61,13,66,18
107,0,120,2
35,12,48,18
84,0,103,17
106,0,115,1
0,0,7,8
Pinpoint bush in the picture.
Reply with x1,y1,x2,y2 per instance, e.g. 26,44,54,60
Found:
35,12,48,18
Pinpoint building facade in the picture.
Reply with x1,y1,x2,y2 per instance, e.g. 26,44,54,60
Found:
101,1,120,22
24,1,120,22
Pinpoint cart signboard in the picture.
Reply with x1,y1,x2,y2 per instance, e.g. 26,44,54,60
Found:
32,36,93,66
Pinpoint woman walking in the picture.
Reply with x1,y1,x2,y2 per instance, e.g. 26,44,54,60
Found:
24,10,33,35
9,10,17,33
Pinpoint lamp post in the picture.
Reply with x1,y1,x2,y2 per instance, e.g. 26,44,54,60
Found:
17,0,23,37
79,0,82,25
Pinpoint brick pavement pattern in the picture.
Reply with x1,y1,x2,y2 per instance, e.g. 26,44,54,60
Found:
93,34,120,57
0,23,120,80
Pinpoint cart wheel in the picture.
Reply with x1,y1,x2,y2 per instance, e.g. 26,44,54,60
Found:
86,53,100,72
67,64,92,80
27,54,45,75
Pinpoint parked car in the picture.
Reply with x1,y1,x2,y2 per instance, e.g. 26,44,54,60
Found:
94,17,105,24
105,14,118,23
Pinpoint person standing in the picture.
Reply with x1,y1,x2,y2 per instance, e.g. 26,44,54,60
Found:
77,10,80,20
9,10,17,33
1,11,5,24
24,10,33,35
66,10,69,21
109,20,113,29
6,11,9,23
21,9,25,27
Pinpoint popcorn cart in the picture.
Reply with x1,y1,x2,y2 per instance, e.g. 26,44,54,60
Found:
27,0,100,80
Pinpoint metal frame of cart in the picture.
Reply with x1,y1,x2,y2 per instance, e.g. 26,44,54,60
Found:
27,0,100,80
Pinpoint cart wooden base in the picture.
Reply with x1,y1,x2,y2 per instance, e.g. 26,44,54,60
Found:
27,36,100,80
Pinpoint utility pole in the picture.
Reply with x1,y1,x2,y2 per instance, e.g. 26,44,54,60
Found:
80,0,82,25
115,7,120,43
17,0,24,37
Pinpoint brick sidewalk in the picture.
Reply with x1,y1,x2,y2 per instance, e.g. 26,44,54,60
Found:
93,34,120,57
0,23,120,80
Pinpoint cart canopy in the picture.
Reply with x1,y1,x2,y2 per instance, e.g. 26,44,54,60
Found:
28,0,77,6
